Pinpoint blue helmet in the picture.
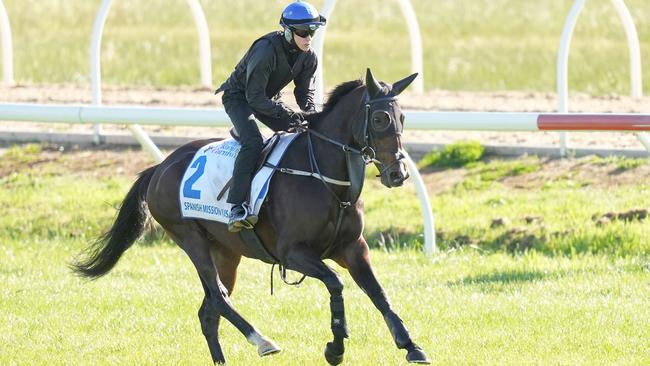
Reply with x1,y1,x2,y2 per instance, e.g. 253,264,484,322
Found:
280,1,326,31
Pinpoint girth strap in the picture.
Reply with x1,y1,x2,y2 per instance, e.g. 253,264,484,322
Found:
239,229,279,265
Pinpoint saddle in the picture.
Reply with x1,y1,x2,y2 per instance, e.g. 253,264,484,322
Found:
216,128,282,201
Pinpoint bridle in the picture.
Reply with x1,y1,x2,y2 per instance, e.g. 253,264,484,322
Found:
355,92,406,178
305,91,406,175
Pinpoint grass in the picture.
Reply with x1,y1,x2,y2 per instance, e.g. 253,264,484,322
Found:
590,155,650,170
363,176,650,255
2,240,649,365
1,146,649,364
417,140,485,169
3,0,650,94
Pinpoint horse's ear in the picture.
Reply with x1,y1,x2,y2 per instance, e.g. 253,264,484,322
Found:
365,68,382,98
391,73,418,96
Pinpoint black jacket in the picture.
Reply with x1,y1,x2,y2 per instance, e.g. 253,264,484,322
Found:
217,31,317,120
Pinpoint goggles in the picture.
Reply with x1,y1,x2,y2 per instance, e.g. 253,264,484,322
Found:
291,26,317,38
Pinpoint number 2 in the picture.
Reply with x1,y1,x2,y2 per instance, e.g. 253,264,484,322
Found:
182,155,207,199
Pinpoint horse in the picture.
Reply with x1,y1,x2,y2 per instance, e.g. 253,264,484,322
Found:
72,68,430,365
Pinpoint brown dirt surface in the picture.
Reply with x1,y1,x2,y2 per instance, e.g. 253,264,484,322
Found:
0,145,153,179
2,144,648,195
420,155,650,195
2,83,650,150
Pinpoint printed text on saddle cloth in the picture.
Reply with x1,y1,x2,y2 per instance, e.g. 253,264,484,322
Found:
179,135,298,223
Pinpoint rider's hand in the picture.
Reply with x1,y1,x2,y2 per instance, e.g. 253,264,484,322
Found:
287,112,309,132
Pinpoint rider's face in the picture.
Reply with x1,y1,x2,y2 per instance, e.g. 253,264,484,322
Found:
293,31,312,52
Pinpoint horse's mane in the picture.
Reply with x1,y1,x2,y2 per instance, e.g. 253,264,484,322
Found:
321,79,363,114
309,79,364,121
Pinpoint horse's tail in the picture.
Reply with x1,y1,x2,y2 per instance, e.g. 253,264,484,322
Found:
71,165,158,279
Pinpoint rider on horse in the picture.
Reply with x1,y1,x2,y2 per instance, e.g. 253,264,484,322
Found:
215,1,327,232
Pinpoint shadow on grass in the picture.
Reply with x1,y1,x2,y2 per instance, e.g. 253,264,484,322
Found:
448,269,547,287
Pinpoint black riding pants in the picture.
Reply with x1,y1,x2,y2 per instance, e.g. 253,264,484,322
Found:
222,92,289,205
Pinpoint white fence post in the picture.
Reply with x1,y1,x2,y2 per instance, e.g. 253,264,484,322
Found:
90,0,113,143
396,0,423,93
558,0,647,155
403,151,436,254
90,0,215,161
0,0,14,85
313,0,338,106
186,0,213,88
610,0,649,151
315,0,425,105
556,0,585,157
90,0,164,161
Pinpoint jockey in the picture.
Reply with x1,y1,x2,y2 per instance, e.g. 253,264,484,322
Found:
215,1,326,232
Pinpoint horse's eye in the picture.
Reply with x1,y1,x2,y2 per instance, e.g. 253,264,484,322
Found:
371,111,391,131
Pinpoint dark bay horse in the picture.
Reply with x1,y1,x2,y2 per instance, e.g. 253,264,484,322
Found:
72,69,430,365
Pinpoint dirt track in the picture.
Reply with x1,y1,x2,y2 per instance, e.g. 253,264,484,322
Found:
2,83,650,150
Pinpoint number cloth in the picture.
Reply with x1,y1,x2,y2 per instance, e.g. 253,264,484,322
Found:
179,134,299,223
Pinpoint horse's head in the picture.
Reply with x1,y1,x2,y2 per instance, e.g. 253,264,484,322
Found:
353,68,418,188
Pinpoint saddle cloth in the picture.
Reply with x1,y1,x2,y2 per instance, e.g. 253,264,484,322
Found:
179,133,299,223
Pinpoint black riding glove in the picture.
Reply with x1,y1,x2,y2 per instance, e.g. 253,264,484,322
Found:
287,112,309,132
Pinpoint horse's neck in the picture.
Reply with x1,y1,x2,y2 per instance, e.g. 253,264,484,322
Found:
313,87,364,144
304,87,364,185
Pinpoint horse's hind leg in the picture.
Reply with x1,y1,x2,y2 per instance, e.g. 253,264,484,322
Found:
283,245,349,365
340,238,430,364
197,280,227,364
196,248,240,365
169,228,280,363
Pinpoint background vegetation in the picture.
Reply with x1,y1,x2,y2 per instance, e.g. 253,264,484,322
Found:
3,0,650,94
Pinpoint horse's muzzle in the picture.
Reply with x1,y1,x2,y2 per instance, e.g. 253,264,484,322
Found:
381,159,409,187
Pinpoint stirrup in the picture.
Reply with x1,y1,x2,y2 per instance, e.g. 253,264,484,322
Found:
228,204,255,232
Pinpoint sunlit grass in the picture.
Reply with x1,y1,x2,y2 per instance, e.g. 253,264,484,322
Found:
3,0,650,94
1,240,649,365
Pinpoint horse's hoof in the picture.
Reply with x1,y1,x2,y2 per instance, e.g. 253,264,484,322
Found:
406,346,430,364
257,338,282,357
324,342,344,365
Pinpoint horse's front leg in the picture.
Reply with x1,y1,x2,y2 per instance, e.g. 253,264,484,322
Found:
283,245,349,365
340,238,430,364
